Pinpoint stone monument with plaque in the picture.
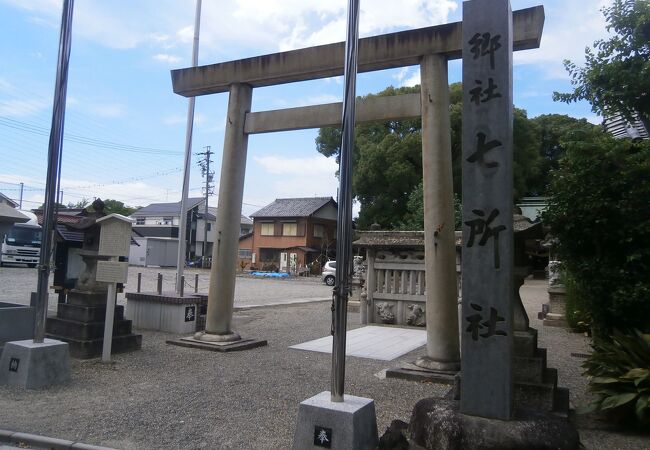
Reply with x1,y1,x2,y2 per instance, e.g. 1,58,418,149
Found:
46,201,141,358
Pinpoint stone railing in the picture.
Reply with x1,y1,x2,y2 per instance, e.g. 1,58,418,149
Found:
365,249,427,326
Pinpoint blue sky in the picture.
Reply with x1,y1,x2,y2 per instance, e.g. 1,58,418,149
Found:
0,0,611,216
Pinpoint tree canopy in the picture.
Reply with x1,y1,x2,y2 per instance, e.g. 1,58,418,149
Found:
316,83,556,229
553,0,650,129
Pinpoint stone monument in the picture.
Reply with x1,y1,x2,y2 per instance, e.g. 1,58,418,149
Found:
405,2,579,449
45,199,141,358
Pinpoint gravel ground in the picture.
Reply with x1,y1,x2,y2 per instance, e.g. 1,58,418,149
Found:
0,271,648,449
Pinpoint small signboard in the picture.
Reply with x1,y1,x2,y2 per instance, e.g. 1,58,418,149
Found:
184,306,196,322
97,214,134,257
313,426,332,448
96,260,129,284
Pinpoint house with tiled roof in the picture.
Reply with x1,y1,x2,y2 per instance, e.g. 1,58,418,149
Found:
129,199,253,265
248,197,337,272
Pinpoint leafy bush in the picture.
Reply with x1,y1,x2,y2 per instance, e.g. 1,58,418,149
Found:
543,138,650,336
581,330,650,427
564,271,592,334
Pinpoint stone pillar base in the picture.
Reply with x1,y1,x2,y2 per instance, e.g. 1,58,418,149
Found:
293,391,378,450
167,334,267,353
0,339,70,389
543,286,567,328
407,398,580,450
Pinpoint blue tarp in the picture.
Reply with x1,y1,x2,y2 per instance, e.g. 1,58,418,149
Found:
250,271,290,278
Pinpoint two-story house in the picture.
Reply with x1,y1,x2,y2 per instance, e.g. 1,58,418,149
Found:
195,206,253,260
130,198,253,265
130,198,205,261
248,197,337,272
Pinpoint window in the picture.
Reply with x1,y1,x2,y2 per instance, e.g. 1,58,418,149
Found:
282,222,297,236
260,222,274,236
239,249,252,258
162,216,173,225
136,217,145,225
313,224,325,238
206,223,212,231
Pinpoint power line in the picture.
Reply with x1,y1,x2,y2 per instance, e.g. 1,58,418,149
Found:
0,117,183,155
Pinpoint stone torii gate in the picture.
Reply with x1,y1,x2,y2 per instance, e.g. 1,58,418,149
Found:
170,6,544,368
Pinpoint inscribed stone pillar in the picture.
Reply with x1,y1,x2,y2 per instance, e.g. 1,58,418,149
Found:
460,0,514,420
416,54,460,371
204,83,252,336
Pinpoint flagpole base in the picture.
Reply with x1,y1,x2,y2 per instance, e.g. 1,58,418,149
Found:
293,391,377,450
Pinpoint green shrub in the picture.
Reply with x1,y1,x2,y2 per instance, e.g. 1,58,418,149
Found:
564,271,592,334
581,330,650,427
543,138,650,336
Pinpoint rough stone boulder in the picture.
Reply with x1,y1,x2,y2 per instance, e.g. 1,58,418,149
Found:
407,398,580,450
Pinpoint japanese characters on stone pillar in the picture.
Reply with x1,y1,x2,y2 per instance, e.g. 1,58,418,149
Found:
461,0,514,420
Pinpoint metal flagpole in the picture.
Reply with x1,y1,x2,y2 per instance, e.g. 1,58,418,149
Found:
176,0,202,294
331,0,360,403
34,0,74,343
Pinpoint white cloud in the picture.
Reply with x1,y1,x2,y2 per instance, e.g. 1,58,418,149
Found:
2,0,458,60
513,0,613,79
88,103,126,118
295,94,342,107
163,112,208,126
394,68,421,88
0,98,49,118
254,155,338,176
152,53,182,64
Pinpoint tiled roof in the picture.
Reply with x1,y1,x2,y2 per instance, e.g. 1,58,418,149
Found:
131,198,204,216
0,192,18,208
353,231,425,248
198,207,252,225
250,197,335,218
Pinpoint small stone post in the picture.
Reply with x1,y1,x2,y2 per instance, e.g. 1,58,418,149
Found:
157,273,162,295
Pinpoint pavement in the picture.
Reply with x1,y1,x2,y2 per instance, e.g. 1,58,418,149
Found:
0,266,648,449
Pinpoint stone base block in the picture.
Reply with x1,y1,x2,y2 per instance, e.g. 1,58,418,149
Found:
125,292,204,333
0,302,34,355
347,300,360,313
166,336,267,352
543,313,568,328
408,398,580,450
46,332,142,360
386,362,456,385
293,391,378,450
0,339,70,389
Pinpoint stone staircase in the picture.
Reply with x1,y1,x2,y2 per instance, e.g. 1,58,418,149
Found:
46,291,141,359
514,328,569,416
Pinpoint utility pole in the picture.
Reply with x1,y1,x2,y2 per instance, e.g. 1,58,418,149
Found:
175,0,202,294
197,145,214,267
19,182,24,209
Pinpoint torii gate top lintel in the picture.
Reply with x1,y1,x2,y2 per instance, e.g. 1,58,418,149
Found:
171,5,544,98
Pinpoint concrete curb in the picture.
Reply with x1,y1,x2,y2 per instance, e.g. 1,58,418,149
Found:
0,429,117,450
233,297,331,311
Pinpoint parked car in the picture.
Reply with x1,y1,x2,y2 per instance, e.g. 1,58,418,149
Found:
321,260,336,286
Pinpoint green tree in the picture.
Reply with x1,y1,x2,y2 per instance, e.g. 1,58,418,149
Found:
527,114,603,195
542,137,650,336
102,199,137,216
67,198,90,209
316,83,543,229
553,0,650,129
400,181,462,231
